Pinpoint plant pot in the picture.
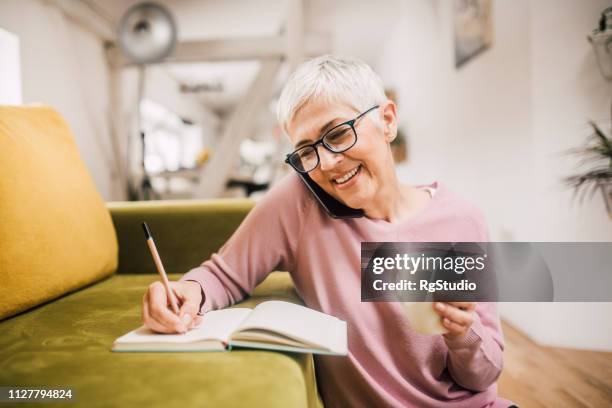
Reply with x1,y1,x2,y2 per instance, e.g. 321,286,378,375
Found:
600,180,612,219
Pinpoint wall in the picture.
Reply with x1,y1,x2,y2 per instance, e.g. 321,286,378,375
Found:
376,0,612,350
0,0,218,201
509,0,612,352
0,0,123,199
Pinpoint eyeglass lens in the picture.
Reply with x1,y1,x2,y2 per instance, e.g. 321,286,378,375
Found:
290,123,356,172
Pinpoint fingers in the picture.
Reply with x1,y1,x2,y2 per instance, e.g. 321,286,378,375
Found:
142,292,175,334
188,316,204,330
175,281,202,327
143,282,186,333
179,299,200,320
434,302,473,326
142,292,170,333
445,301,476,311
141,281,205,334
442,317,465,333
433,302,475,337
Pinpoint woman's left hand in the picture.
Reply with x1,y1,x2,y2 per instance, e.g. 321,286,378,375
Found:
433,302,476,341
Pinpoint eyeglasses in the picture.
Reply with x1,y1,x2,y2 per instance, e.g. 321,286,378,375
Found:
285,105,380,173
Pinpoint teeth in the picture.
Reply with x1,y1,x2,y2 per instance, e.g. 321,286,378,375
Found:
335,166,360,184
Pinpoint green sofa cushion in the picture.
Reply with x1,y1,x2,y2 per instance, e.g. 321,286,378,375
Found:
0,272,322,408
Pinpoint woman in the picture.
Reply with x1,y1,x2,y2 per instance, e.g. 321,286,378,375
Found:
142,55,512,408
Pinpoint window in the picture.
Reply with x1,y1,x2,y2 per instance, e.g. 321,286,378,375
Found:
0,27,22,105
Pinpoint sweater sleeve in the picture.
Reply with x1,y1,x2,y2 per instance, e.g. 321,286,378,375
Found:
443,302,504,392
443,207,504,392
179,174,311,313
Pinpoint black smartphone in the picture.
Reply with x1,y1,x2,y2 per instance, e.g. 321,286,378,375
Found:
296,172,364,219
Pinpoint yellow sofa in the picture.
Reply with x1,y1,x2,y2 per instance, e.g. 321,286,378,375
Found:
0,106,322,407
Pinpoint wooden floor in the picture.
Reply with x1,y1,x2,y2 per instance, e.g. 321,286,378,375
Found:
498,321,612,407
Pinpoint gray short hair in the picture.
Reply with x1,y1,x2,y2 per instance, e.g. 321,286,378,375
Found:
277,55,387,135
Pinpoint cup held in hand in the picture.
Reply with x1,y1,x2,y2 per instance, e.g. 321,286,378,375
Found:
402,302,447,335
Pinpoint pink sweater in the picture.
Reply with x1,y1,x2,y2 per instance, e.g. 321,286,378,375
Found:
180,174,510,408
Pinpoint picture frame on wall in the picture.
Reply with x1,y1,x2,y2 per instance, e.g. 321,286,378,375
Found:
454,0,493,68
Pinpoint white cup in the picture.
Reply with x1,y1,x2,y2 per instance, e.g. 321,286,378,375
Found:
402,302,447,335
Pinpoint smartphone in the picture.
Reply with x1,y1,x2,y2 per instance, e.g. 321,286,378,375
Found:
296,172,364,219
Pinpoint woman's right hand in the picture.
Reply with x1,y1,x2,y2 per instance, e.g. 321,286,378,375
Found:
142,280,204,334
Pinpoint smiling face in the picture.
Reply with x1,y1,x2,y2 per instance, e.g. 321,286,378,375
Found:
286,98,398,210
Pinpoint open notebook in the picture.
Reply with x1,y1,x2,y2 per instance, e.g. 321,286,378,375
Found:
112,300,347,356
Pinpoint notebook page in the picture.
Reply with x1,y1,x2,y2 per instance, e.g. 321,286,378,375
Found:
115,308,252,345
235,301,347,354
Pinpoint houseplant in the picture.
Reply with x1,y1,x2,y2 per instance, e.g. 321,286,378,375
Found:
565,121,612,218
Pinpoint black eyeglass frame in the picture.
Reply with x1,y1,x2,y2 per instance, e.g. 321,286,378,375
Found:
284,105,380,174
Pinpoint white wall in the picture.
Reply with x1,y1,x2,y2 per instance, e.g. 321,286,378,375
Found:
0,0,123,199
529,0,612,241
377,0,535,239
376,0,612,350
508,0,612,352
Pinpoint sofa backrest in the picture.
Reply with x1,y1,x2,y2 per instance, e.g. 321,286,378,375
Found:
108,200,254,275
0,106,118,320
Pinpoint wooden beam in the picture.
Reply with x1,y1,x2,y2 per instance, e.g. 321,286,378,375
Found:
43,0,115,41
193,58,282,199
285,0,304,72
106,34,331,68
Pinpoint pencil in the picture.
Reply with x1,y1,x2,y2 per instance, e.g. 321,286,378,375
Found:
142,222,180,315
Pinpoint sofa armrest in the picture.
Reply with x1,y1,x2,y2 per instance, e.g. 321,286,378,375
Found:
107,199,254,275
